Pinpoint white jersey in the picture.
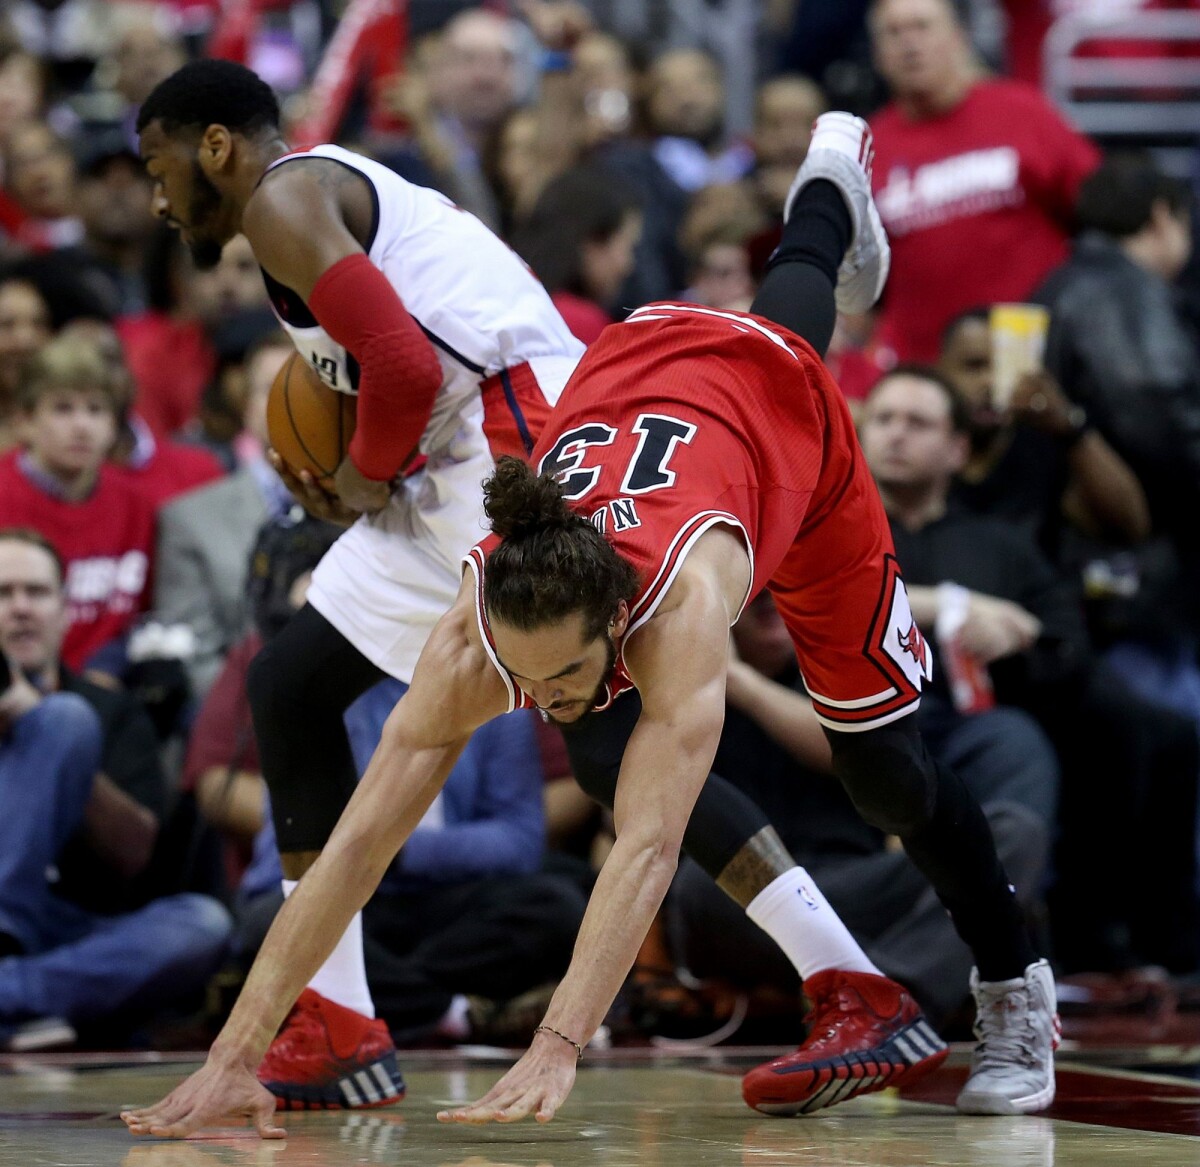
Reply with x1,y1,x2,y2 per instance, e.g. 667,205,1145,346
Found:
265,145,585,681
261,143,584,456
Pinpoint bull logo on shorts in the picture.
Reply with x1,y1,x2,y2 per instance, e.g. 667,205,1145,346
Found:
897,621,929,675
874,560,934,691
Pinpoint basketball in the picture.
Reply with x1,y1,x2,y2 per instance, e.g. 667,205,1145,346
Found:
266,352,358,486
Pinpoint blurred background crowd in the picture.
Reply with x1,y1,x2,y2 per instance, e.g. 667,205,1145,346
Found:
2,0,1200,1054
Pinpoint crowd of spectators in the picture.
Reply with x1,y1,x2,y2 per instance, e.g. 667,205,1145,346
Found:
2,0,1200,1052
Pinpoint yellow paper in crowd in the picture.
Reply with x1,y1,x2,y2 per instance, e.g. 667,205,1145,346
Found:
989,303,1050,409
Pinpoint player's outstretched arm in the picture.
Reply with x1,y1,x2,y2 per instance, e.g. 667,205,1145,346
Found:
438,554,739,1125
123,593,500,1139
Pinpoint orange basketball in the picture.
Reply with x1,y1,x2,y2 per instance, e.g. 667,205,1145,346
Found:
266,352,357,486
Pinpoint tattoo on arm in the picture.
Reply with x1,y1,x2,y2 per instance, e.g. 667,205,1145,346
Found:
254,154,379,276
716,825,795,908
268,156,358,197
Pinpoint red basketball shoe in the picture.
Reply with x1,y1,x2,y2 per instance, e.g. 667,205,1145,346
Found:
257,989,406,1110
742,969,947,1116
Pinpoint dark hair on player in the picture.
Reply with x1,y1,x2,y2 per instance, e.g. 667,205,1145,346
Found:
870,362,973,434
482,456,640,641
136,59,280,138
1075,151,1191,239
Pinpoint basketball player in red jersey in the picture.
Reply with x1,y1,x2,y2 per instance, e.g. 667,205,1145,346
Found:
123,115,1056,1140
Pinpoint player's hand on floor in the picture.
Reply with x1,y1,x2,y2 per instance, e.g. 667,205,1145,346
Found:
436,1035,578,1125
268,450,360,526
120,1059,285,1140
333,456,391,515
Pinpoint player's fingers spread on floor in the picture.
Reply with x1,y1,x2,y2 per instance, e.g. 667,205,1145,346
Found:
447,1106,498,1124
536,1092,564,1123
443,1077,527,1122
122,1102,175,1132
437,1109,474,1123
494,1094,538,1123
254,1116,287,1139
250,1092,285,1138
462,1092,528,1124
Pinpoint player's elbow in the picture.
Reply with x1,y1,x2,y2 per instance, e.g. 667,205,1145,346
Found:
643,838,684,898
359,329,443,399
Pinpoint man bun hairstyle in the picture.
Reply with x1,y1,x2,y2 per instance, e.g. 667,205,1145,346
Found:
483,456,640,640
137,59,281,138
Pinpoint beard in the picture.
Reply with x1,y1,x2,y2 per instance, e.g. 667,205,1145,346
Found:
545,634,619,726
186,162,226,270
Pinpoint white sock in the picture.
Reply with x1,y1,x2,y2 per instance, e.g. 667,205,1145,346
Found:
746,867,882,981
283,878,375,1018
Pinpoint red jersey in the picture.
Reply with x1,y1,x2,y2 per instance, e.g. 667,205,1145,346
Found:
0,454,155,670
870,80,1100,362
467,304,931,731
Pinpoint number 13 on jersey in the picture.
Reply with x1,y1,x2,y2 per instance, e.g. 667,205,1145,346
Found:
538,413,698,501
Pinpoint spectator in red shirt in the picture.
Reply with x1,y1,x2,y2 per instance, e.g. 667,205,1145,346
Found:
867,0,1100,362
0,333,154,671
58,319,224,512
116,229,267,438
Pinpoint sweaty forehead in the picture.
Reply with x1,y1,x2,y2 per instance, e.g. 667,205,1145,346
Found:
489,615,593,676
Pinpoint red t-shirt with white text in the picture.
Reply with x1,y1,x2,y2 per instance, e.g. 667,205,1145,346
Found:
0,454,155,669
870,79,1100,362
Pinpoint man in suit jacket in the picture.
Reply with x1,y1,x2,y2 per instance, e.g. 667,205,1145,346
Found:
154,336,292,697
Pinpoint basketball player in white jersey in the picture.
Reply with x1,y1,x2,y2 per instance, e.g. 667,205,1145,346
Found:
135,61,947,1123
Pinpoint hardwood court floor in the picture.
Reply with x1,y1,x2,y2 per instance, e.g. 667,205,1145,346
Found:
2,1044,1199,1166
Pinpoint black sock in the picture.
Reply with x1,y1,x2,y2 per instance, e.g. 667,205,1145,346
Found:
749,180,851,357
768,179,851,285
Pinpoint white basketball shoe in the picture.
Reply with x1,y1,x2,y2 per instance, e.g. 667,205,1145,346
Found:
956,958,1061,1115
783,111,891,314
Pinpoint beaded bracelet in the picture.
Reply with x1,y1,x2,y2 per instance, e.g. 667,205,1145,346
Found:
534,1024,583,1059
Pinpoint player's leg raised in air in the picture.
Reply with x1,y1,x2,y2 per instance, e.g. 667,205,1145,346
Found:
741,112,1057,1117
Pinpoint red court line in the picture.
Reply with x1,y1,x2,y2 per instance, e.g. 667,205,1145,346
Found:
901,1063,1200,1137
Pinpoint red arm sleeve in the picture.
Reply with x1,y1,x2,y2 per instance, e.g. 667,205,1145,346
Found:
306,253,444,481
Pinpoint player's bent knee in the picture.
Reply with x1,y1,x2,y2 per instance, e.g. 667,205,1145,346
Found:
826,718,937,837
